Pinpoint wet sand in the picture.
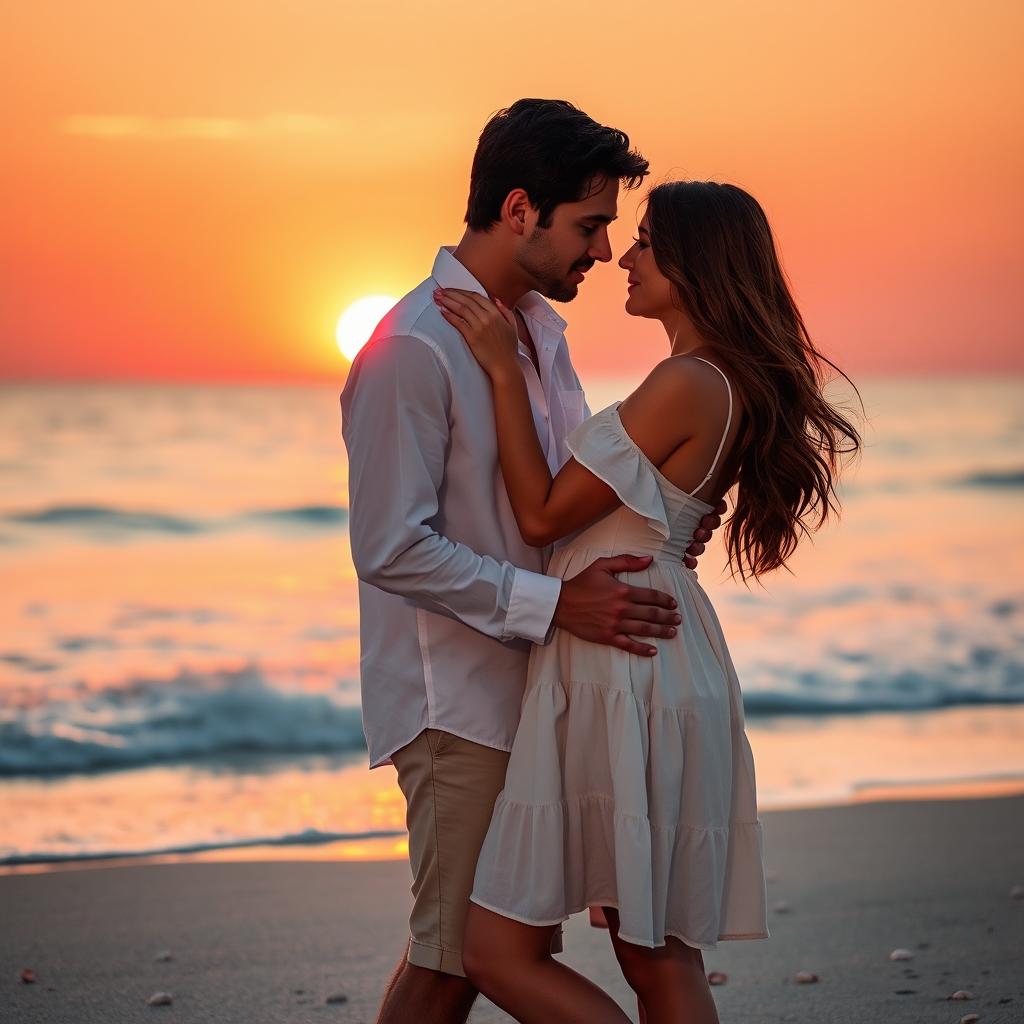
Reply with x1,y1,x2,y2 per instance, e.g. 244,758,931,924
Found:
3,794,1022,1023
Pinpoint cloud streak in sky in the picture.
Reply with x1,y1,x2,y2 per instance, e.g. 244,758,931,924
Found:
59,113,349,140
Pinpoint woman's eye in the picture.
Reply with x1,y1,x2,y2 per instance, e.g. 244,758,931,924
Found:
632,237,649,250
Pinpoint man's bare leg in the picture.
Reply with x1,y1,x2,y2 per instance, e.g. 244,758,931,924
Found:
376,946,478,1024
374,940,409,1018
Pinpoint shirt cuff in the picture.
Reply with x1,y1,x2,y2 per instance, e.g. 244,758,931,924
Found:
505,567,562,645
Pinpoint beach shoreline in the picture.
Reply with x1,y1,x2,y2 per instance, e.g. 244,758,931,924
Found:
6,703,1024,878
4,791,1022,1023
3,773,1024,880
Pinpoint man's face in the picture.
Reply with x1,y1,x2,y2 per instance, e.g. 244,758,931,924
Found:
514,176,619,302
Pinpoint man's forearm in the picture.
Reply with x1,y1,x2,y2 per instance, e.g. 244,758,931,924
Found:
352,520,560,646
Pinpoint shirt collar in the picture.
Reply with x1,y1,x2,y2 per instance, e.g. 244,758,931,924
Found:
431,247,568,333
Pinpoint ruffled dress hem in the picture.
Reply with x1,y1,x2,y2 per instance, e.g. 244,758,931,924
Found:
468,894,771,951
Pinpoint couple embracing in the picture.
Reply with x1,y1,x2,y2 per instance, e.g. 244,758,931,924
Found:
341,98,860,1023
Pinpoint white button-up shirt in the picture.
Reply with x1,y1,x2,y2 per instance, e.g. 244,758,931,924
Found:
341,247,590,768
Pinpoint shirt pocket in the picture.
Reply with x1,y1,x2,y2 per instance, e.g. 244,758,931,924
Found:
558,389,587,433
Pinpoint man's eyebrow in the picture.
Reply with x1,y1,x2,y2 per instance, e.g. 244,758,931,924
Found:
579,214,617,224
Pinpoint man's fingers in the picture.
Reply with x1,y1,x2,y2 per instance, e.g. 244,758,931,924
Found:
611,634,658,657
618,619,677,639
621,584,677,610
593,554,654,575
621,603,680,626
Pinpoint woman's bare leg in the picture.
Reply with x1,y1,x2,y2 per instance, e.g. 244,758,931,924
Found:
590,908,648,1024
462,904,631,1024
602,907,719,1024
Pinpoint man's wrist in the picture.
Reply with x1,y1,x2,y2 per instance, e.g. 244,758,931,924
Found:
507,568,562,645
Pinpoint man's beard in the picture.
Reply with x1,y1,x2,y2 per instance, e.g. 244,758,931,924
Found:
515,230,593,303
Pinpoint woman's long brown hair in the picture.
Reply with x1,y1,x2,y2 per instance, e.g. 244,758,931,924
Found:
645,181,863,581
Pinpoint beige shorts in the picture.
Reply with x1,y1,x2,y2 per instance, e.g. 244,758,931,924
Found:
392,728,563,977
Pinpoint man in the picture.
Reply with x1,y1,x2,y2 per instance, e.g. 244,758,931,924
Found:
341,99,723,1024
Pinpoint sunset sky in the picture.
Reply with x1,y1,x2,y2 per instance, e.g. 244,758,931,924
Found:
2,0,1021,382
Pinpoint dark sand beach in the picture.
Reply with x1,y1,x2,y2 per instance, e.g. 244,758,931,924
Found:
3,794,1022,1023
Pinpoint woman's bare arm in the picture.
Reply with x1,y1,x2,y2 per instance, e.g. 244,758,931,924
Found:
435,288,709,546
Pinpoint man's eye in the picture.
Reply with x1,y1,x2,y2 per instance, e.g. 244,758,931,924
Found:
580,224,598,234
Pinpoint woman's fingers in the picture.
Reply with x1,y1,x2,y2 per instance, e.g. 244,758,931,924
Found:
435,290,484,330
444,288,494,315
493,297,518,329
438,288,509,329
438,288,491,322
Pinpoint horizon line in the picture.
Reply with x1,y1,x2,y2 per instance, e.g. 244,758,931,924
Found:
1,367,1022,388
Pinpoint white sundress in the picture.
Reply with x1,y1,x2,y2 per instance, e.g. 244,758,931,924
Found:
470,358,770,950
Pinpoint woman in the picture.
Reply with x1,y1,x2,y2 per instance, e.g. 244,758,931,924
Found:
434,181,862,1024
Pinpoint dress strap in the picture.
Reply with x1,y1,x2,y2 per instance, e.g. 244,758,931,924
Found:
689,357,733,498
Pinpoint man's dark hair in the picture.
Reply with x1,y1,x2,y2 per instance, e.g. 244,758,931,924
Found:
464,99,649,231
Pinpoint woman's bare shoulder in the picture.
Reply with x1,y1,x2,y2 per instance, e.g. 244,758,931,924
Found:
626,355,731,417
615,356,725,459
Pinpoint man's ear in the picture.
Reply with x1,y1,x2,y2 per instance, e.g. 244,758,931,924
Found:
500,188,533,237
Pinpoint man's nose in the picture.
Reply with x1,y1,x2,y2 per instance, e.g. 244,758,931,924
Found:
589,228,613,263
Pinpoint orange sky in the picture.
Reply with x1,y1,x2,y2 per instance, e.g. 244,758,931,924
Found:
1,1,1021,382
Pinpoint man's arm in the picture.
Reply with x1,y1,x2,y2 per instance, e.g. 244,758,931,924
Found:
341,333,559,645
342,333,682,656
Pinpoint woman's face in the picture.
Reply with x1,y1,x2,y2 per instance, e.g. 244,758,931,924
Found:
618,212,676,319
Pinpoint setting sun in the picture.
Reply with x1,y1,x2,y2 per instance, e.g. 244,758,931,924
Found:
336,296,398,362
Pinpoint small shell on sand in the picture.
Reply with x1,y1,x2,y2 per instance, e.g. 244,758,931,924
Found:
959,1015,980,1023
147,992,173,1006
888,948,914,961
794,971,819,984
948,990,974,1000
153,951,173,963
20,969,36,984
1011,884,1024,900
773,901,792,914
706,971,728,986
325,993,349,1005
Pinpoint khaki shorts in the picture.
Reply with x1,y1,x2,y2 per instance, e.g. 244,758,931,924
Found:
392,728,563,977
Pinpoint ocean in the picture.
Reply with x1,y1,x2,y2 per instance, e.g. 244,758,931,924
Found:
1,376,1022,869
